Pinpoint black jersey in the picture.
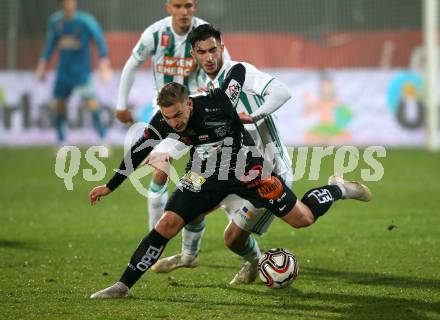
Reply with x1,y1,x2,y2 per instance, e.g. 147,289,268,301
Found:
107,63,263,191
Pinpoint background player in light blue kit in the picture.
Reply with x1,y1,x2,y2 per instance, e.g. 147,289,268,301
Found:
35,0,111,146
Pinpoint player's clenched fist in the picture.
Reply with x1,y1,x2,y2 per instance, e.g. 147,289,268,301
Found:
89,185,111,206
116,110,134,123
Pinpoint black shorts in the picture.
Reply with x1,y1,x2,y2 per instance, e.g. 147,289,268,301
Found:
165,170,297,224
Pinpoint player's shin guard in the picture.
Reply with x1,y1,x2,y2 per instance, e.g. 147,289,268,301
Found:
148,181,168,230
181,220,206,263
301,185,343,221
236,236,261,263
91,109,106,140
119,229,169,288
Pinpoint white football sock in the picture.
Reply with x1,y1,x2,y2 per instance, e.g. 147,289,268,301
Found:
147,181,168,230
181,220,206,263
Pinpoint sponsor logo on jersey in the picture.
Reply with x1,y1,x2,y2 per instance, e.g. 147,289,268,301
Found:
58,35,81,50
179,171,206,192
156,57,196,77
214,126,228,137
204,108,221,112
194,142,220,161
198,134,209,142
226,80,241,105
161,33,171,47
205,120,227,127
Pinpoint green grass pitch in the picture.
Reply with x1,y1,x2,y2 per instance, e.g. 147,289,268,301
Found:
0,147,439,319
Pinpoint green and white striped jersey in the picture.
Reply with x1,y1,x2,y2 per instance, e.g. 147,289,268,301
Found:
132,16,227,105
206,60,292,178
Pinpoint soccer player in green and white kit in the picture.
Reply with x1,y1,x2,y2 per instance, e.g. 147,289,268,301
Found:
151,24,294,284
115,0,230,231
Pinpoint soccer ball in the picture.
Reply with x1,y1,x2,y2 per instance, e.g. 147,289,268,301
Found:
258,248,298,288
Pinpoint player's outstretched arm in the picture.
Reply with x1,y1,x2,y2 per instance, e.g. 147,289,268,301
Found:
36,18,58,81
116,25,155,123
84,14,112,83
88,134,153,205
249,79,292,122
86,14,108,59
115,56,143,123
105,131,157,192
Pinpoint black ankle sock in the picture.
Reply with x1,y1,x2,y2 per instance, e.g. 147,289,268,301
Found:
301,185,342,221
119,228,169,288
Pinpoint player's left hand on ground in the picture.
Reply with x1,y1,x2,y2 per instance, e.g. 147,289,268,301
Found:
238,112,254,124
97,58,113,83
89,185,111,206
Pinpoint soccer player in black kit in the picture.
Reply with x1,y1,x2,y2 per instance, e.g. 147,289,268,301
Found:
89,63,372,298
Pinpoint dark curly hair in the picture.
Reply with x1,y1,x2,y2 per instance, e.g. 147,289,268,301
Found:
189,24,222,48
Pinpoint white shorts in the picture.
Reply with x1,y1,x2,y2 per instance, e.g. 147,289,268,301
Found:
219,168,293,236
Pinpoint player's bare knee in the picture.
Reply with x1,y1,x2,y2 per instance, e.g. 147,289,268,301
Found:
155,212,183,238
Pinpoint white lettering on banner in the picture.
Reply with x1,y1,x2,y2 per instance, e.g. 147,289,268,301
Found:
0,71,435,146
